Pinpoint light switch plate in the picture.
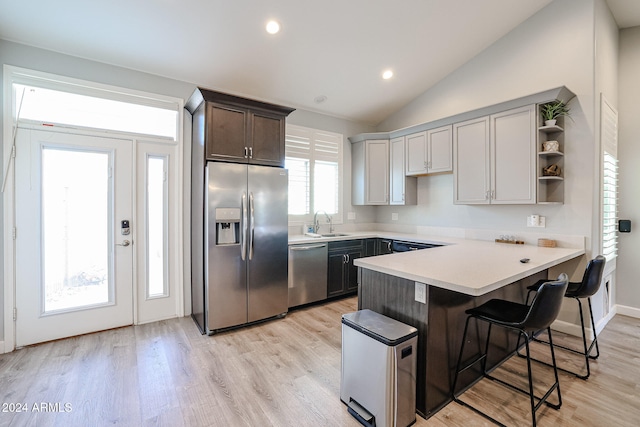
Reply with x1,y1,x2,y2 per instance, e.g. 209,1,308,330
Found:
347,212,356,220
392,213,399,221
415,282,426,304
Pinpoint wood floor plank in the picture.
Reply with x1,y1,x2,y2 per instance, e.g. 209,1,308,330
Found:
1,297,639,426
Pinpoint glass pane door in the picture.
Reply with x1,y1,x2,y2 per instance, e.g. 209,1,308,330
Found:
15,128,134,347
42,148,112,313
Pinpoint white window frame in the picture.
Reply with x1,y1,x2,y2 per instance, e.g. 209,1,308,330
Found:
285,124,344,227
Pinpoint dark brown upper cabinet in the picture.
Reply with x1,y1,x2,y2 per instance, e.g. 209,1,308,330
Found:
186,88,295,167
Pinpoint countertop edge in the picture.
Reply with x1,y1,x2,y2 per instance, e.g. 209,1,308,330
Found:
354,245,585,296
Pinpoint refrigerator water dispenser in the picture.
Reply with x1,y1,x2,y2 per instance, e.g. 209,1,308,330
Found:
215,208,240,245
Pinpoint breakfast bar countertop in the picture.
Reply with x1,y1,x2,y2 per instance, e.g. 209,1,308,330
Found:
353,238,584,296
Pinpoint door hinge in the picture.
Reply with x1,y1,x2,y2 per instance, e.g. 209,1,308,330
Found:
13,307,17,321
12,226,17,240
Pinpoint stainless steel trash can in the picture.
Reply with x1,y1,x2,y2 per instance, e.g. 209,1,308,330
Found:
340,309,418,427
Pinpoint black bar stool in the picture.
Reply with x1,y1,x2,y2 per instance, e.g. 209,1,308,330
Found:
452,274,568,427
523,255,606,379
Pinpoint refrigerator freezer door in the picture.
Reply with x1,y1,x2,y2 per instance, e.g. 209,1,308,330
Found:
206,162,248,331
247,165,289,322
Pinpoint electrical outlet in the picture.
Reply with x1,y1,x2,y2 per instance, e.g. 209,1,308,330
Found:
392,212,398,221
415,282,426,304
348,212,356,220
527,215,546,228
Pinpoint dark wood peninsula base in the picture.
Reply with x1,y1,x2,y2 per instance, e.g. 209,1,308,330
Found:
357,267,548,419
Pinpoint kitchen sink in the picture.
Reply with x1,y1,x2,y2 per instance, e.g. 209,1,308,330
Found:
321,233,349,237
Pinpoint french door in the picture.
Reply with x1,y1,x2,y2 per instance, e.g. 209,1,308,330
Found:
14,128,134,346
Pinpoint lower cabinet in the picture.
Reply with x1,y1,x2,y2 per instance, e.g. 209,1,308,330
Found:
327,240,363,297
364,238,377,257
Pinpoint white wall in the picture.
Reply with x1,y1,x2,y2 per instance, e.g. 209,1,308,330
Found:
617,26,640,314
375,0,597,251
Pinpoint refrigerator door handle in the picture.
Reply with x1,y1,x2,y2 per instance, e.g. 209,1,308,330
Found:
249,192,255,260
241,192,247,260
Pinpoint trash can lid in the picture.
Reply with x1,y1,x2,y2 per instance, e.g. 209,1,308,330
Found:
342,309,418,346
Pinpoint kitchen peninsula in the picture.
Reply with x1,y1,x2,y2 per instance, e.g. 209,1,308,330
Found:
353,238,584,418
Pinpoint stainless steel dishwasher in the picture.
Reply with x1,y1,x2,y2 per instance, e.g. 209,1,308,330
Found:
288,243,328,308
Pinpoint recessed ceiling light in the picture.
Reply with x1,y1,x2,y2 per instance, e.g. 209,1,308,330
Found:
314,95,327,104
266,20,280,34
382,70,394,80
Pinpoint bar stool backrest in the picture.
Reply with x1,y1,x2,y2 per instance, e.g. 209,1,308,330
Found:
523,273,569,331
571,255,606,298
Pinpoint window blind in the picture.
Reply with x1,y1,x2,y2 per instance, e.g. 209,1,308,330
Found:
601,95,618,261
602,152,618,260
285,124,342,222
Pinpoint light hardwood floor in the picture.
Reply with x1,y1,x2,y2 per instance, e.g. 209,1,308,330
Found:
0,296,638,427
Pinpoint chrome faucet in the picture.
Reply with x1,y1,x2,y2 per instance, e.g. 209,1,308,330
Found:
313,210,333,234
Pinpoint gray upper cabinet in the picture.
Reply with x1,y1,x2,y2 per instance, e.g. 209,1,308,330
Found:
352,139,389,205
349,87,573,207
427,125,453,174
454,105,536,204
390,136,417,205
453,116,491,204
406,131,428,175
406,126,453,176
490,105,536,204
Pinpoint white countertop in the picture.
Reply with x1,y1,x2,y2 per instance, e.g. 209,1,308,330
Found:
353,237,584,296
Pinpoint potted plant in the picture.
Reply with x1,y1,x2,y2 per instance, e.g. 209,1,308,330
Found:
540,100,570,126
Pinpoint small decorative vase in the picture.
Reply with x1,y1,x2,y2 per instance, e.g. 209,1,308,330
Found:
545,119,557,126
543,140,559,152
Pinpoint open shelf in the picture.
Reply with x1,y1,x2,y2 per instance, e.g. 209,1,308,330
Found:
538,125,564,134
537,104,566,204
538,151,564,157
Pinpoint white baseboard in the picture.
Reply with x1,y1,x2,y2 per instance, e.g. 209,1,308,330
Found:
0,340,5,354
615,304,640,319
550,319,589,338
551,305,637,340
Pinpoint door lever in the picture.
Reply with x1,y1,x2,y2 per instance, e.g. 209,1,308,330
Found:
116,240,131,247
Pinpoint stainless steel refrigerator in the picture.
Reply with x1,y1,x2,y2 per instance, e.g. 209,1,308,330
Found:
196,161,288,333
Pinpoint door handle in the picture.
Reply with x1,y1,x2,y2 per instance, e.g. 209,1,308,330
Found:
249,192,255,260
116,240,131,247
244,147,249,159
241,192,247,260
249,147,253,158
290,244,327,251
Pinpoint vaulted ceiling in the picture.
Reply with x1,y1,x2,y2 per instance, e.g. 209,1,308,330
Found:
0,1,638,124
